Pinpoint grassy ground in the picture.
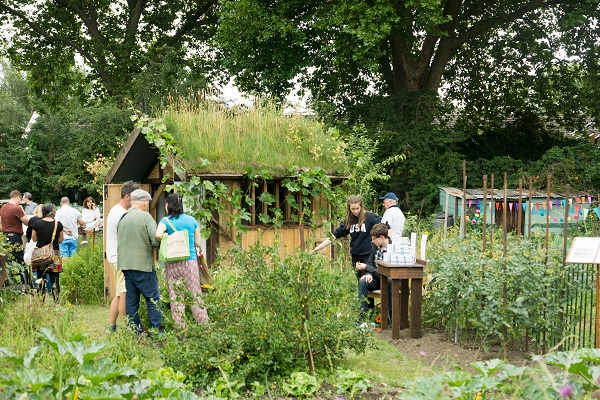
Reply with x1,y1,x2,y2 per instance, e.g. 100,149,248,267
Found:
0,296,433,398
70,303,434,389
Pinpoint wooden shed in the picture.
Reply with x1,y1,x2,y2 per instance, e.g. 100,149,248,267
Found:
439,187,593,235
102,108,346,297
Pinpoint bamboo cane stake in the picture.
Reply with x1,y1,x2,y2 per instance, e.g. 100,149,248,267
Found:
503,172,508,360
517,178,523,241
528,177,533,237
482,175,488,253
460,160,467,239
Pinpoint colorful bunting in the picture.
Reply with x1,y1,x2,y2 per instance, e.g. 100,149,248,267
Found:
588,196,593,204
509,203,513,211
468,200,472,208
594,207,600,219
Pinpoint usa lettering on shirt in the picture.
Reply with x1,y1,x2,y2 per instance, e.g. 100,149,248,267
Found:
349,223,367,233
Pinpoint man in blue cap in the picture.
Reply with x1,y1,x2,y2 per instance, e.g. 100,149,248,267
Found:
379,192,405,237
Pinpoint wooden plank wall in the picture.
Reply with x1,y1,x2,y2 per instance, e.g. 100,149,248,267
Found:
216,179,330,259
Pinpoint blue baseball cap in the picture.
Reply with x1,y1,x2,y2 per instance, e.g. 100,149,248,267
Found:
379,192,397,201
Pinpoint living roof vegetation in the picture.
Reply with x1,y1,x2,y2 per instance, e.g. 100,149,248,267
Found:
161,99,348,176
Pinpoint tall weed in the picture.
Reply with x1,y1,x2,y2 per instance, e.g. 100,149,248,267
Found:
61,242,105,304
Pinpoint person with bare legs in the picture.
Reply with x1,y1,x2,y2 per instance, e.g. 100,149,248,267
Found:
106,181,138,332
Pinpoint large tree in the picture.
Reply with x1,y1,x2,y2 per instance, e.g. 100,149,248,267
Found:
216,0,600,112
0,0,218,108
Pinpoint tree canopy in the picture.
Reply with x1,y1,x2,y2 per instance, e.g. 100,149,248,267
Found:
0,0,217,108
216,0,600,111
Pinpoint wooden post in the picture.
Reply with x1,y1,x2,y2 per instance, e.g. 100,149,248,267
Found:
482,175,487,253
546,175,552,263
503,172,508,360
563,185,570,262
517,178,523,240
490,173,495,250
528,177,533,237
460,160,467,239
251,185,256,226
443,191,450,244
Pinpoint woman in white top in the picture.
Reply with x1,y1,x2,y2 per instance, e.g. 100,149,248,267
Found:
81,197,102,231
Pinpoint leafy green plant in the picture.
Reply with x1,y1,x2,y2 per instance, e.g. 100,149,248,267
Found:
204,363,246,399
61,240,105,304
161,242,372,391
423,232,573,350
282,371,319,397
0,327,198,399
333,368,371,396
402,348,600,399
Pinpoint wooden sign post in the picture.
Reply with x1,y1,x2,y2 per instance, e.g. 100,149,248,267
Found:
566,237,600,348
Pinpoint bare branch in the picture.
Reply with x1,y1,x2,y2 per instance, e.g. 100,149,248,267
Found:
162,0,218,48
456,0,559,47
125,0,147,48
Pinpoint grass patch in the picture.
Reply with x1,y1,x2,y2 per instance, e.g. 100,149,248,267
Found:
161,97,348,175
342,334,440,387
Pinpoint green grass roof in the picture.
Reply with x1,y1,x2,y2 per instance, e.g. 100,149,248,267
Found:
162,103,348,176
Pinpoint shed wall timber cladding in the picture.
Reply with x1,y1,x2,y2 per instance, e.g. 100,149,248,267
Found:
216,179,330,258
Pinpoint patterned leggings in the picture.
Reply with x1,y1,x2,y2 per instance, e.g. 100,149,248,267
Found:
165,259,209,328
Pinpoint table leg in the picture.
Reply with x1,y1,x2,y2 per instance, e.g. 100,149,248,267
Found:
391,279,401,339
380,273,389,330
411,278,423,338
400,279,409,329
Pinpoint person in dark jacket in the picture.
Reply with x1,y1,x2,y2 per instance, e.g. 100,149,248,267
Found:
355,223,393,320
312,194,382,274
31,203,64,300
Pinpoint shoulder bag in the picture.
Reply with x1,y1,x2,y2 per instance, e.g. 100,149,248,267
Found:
159,218,190,262
31,220,57,268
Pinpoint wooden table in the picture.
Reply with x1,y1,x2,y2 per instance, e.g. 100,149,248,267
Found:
376,260,425,339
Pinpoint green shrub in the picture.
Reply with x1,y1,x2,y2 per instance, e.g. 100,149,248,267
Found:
162,242,372,390
423,233,576,349
61,241,105,304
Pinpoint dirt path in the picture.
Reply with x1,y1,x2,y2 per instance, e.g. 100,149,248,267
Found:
378,327,535,372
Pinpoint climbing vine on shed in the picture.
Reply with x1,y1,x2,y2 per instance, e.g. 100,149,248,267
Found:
132,114,338,241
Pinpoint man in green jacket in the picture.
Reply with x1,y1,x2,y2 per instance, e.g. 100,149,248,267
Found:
117,189,161,334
